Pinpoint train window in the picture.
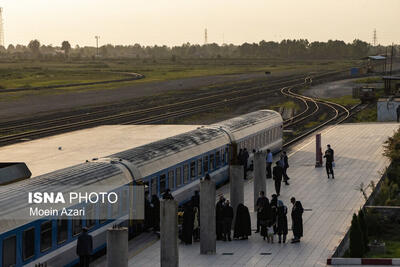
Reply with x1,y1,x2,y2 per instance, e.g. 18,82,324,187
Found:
151,177,158,196
190,161,196,180
225,147,229,164
197,158,202,177
168,170,174,190
210,154,215,171
72,217,82,236
265,131,268,144
216,151,221,168
3,235,16,266
99,203,108,224
176,167,182,187
220,149,224,165
23,228,35,260
183,164,189,183
122,190,128,214
86,204,96,228
57,218,68,244
203,156,208,173
160,174,166,194
40,221,52,252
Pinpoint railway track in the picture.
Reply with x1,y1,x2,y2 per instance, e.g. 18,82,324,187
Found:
0,71,345,144
0,70,351,147
281,85,365,148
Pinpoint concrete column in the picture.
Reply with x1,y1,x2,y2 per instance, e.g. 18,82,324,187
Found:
160,199,179,267
200,179,216,254
230,165,244,226
107,227,128,267
253,152,266,211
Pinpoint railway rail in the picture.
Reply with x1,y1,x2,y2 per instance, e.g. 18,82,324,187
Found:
0,70,352,147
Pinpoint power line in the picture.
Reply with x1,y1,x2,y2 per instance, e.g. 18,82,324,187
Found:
372,29,377,46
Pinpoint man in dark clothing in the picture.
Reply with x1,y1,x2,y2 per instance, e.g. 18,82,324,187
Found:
181,202,195,244
233,203,252,240
290,197,304,243
255,191,269,233
273,161,283,196
243,148,249,179
324,144,335,179
266,149,273,178
76,227,93,267
216,195,225,240
144,191,152,231
222,200,234,241
282,151,290,185
162,189,174,200
151,194,160,232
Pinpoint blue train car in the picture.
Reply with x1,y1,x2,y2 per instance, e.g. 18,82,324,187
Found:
0,110,283,267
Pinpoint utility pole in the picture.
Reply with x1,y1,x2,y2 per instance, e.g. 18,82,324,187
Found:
384,46,388,75
390,43,394,76
95,35,100,57
204,28,208,45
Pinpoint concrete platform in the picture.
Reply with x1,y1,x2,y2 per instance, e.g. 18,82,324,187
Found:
127,123,399,267
0,125,200,177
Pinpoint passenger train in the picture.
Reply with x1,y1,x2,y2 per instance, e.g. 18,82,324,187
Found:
0,110,282,267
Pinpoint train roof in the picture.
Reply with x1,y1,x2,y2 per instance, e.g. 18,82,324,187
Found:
109,110,282,178
0,162,130,234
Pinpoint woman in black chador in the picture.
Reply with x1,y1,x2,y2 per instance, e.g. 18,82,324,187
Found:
291,197,304,243
233,203,252,240
151,194,160,232
276,200,288,243
181,202,195,244
259,199,272,240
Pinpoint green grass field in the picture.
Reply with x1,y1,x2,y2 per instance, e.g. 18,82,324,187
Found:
0,59,358,91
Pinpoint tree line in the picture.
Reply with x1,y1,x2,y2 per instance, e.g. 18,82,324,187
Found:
0,39,398,60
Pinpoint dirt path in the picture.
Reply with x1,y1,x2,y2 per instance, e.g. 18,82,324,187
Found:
0,70,297,122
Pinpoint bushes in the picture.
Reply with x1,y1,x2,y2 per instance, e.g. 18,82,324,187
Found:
358,209,369,252
350,213,365,257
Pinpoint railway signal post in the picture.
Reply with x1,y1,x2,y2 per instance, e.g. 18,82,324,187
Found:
315,134,323,167
160,199,179,266
200,178,216,254
253,151,266,211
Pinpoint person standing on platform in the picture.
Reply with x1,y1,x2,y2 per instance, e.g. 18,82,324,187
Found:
273,161,283,196
216,195,226,240
151,194,160,232
193,206,200,242
324,144,335,179
243,148,249,179
255,191,269,233
259,199,272,240
397,105,400,122
144,191,152,231
181,201,195,245
290,197,304,243
282,151,290,185
222,200,234,241
233,203,252,240
76,227,93,267
162,188,174,200
277,200,288,243
266,149,273,178
270,194,278,233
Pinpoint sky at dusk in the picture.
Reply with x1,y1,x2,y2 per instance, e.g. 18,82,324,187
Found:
1,0,399,47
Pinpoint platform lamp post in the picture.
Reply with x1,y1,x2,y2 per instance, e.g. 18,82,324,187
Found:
315,133,323,167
